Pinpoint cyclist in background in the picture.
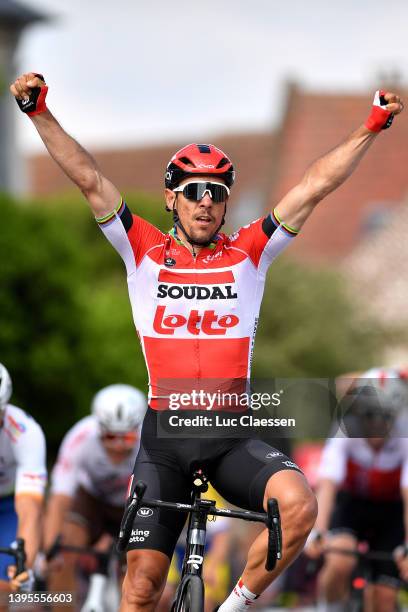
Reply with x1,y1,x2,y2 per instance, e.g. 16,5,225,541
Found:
10,72,404,612
305,367,408,612
0,363,47,591
44,384,146,597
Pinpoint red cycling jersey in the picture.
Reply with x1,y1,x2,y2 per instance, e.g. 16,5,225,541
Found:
319,435,408,501
97,201,296,409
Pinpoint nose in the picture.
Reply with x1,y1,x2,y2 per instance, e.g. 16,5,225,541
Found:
198,194,213,207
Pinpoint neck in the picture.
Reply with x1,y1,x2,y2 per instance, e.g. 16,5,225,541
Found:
180,234,203,255
173,226,207,254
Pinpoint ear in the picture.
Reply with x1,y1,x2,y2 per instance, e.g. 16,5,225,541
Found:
164,188,176,211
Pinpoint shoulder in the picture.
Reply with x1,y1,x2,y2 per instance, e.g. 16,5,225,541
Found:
323,435,349,453
4,404,45,441
225,214,295,268
226,217,267,242
97,201,165,242
97,201,166,267
59,415,98,450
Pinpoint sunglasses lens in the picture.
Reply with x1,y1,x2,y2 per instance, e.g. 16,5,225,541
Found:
182,183,228,203
210,184,228,203
102,432,137,442
362,410,394,421
183,183,202,201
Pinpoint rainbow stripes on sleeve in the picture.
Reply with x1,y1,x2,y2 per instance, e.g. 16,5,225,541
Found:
95,198,126,227
271,208,299,237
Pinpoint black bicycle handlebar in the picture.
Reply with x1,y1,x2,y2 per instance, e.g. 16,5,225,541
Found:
117,481,147,553
0,538,26,576
324,546,397,563
116,480,282,570
46,535,114,566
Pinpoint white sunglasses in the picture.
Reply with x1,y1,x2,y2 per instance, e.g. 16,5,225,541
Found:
173,181,230,203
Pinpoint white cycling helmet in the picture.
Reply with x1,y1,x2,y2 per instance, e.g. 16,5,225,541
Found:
0,363,12,411
355,366,408,414
91,384,147,433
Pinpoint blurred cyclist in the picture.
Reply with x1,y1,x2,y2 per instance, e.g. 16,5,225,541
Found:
45,385,146,598
0,363,47,592
10,72,404,612
305,367,408,612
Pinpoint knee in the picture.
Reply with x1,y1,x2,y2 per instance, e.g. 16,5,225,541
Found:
324,553,355,579
123,559,166,607
372,586,398,612
285,488,318,540
266,474,318,543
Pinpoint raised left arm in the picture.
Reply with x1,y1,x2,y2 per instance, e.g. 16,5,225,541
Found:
274,91,403,231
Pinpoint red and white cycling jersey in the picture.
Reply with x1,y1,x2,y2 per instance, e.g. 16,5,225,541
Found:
51,416,140,507
0,405,47,498
97,202,295,408
319,434,408,501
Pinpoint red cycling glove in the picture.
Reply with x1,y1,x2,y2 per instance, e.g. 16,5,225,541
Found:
15,73,48,117
364,90,394,132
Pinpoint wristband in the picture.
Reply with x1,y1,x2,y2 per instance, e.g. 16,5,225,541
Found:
364,89,394,132
15,73,48,117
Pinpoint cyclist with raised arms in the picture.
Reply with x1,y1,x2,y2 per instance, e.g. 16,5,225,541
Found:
44,385,146,597
0,363,47,592
10,73,403,612
306,367,408,612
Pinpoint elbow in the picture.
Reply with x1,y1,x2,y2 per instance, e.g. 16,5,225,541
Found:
303,175,339,206
78,168,103,198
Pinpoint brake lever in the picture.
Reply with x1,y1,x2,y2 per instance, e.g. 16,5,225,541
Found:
265,498,282,571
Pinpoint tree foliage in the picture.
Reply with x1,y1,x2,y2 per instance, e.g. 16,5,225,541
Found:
253,258,380,377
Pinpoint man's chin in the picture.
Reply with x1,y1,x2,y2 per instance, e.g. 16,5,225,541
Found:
188,226,217,245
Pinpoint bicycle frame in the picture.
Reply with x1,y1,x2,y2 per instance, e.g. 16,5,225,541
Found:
0,538,26,576
117,470,282,610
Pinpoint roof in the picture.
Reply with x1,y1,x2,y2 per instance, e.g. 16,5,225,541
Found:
28,131,278,220
270,84,408,263
27,84,408,264
0,0,47,26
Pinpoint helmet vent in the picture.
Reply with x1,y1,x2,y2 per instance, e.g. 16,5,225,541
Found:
117,404,123,420
179,157,194,167
197,144,211,154
216,157,229,169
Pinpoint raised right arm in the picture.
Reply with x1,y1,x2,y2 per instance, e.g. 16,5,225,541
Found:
10,72,120,218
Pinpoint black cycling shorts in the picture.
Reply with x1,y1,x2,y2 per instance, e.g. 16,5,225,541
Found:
126,408,302,558
68,486,124,544
330,490,404,586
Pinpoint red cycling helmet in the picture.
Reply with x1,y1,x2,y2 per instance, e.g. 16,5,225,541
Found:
165,143,235,190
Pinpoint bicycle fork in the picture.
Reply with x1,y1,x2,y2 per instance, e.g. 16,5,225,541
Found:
182,499,213,577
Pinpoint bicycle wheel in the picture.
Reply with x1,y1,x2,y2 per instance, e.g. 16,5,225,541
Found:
176,575,204,612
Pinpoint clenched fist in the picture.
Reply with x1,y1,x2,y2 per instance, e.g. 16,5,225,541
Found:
365,90,404,132
10,72,48,116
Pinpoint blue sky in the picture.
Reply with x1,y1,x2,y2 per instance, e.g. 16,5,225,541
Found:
17,0,408,151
